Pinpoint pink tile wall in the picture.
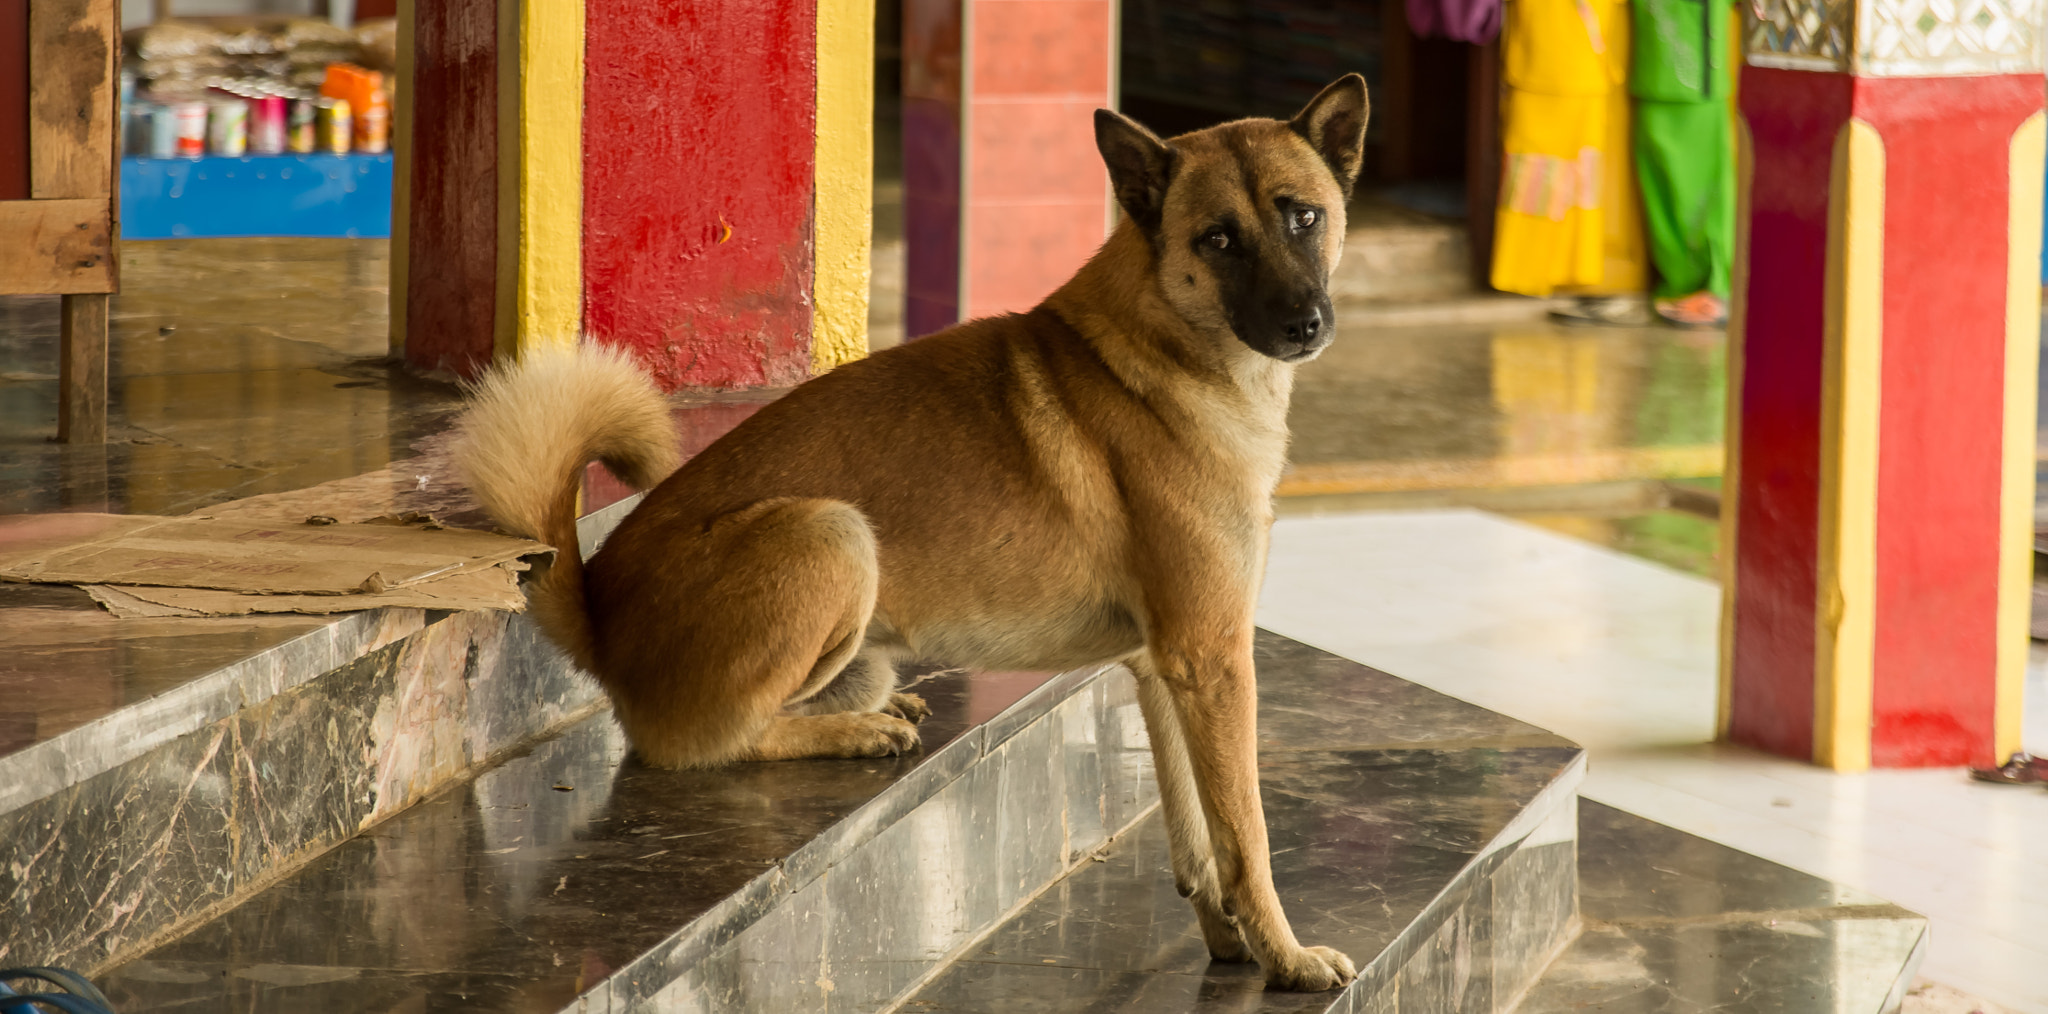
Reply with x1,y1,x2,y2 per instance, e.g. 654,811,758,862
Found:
963,0,1113,320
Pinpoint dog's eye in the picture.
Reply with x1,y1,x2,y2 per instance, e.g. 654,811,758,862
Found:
1203,229,1230,250
1292,208,1318,230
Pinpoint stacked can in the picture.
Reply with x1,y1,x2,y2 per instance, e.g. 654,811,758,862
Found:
288,96,317,154
315,98,352,154
126,103,179,158
171,101,209,157
206,97,249,156
249,93,287,155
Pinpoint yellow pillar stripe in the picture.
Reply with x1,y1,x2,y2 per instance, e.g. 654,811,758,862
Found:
496,0,585,360
812,0,875,374
1997,112,2046,761
1813,118,1884,773
1719,117,1754,741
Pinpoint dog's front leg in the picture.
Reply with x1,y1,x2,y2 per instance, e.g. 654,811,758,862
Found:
1129,656,1253,962
1144,633,1356,991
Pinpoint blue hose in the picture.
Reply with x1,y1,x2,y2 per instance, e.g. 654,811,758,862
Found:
0,969,116,1014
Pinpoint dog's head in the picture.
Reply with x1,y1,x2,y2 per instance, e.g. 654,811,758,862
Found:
1094,74,1368,365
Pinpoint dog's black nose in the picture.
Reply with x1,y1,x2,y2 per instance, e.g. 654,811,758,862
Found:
1282,309,1323,344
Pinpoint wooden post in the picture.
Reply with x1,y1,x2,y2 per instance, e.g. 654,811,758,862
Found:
57,293,107,443
16,0,118,443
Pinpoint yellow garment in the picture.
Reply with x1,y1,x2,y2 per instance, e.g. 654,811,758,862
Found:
1491,0,1641,297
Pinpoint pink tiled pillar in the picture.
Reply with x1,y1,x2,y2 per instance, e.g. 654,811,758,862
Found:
903,0,1114,334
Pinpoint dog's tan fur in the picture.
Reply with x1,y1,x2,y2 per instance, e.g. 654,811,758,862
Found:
457,75,1369,990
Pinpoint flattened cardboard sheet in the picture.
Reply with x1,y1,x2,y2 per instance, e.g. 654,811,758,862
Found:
0,513,549,617
80,567,528,617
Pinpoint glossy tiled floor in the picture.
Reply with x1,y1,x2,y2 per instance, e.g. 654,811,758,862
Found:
1283,311,1728,580
1256,509,2048,1012
0,238,462,517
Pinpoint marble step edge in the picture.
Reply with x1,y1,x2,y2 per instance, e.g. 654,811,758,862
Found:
0,499,645,974
892,737,1589,1012
3,610,608,974
1511,801,1931,1014
1345,751,1587,1009
564,661,1139,1013
0,493,643,821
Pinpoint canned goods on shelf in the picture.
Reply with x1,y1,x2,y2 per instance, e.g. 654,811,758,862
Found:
251,94,288,155
207,98,249,157
288,97,318,154
315,97,352,155
171,101,209,158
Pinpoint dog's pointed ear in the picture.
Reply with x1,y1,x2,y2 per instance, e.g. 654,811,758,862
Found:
1290,73,1369,199
1095,109,1175,231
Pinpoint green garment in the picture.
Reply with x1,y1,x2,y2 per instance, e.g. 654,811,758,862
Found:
1636,99,1735,299
1631,0,1736,299
1630,0,1730,102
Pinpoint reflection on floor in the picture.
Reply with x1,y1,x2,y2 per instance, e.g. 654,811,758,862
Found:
1257,509,2047,1012
1284,313,1726,578
0,238,462,517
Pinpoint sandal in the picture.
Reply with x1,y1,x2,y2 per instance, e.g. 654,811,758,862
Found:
1968,752,2048,784
1654,291,1728,330
1549,295,1651,327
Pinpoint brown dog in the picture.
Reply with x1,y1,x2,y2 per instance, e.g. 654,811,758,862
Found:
457,74,1369,990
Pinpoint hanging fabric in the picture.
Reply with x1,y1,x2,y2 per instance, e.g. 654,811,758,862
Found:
1407,0,1504,45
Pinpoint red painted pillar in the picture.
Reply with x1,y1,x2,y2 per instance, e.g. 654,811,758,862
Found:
583,0,820,390
1726,9,2044,769
901,0,1114,336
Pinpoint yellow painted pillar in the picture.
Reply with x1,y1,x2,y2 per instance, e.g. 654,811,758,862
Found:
812,0,876,373
495,0,586,360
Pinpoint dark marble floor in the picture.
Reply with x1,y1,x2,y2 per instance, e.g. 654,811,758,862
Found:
1518,801,1926,1013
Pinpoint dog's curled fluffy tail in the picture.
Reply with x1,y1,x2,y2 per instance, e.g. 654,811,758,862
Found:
456,343,679,671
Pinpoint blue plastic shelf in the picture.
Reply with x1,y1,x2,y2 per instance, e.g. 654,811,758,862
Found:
121,153,393,240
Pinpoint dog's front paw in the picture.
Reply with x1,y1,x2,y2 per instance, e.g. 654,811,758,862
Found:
883,692,931,723
841,712,923,757
1263,944,1356,992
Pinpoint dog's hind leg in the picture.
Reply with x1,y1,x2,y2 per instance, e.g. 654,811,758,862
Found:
1130,655,1252,962
787,649,929,723
599,498,921,767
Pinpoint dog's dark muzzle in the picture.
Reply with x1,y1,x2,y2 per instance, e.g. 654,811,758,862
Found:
1238,294,1335,362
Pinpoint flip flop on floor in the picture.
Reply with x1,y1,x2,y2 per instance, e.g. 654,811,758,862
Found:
1968,752,2048,784
1654,291,1728,330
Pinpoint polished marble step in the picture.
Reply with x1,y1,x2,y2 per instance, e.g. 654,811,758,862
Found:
93,632,1586,1013
96,660,1149,1012
0,497,642,974
1513,801,1927,1014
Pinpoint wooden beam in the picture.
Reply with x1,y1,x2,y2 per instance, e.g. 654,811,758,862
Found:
58,291,107,443
0,198,113,292
28,0,115,200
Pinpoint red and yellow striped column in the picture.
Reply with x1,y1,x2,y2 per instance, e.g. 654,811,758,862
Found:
395,0,875,387
1725,5,2044,769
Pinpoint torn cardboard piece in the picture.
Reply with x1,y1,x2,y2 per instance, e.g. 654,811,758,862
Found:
0,512,551,617
83,567,531,618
